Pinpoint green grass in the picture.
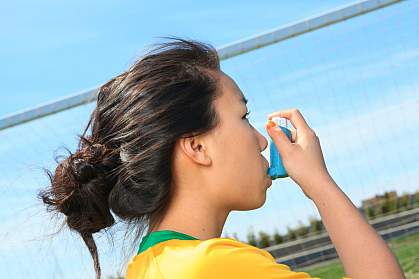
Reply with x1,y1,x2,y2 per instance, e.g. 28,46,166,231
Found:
297,232,419,279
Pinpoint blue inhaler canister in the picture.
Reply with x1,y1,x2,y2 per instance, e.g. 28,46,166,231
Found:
268,117,293,179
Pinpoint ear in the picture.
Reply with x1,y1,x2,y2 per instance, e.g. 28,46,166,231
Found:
178,136,212,166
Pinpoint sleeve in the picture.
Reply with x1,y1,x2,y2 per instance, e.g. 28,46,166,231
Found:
193,239,351,279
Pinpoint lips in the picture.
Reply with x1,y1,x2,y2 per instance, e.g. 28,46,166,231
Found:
263,159,269,173
267,176,272,187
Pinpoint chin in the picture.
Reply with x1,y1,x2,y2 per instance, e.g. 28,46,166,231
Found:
256,192,268,208
252,183,269,209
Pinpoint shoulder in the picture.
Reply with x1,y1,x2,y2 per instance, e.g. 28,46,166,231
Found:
196,237,281,263
191,238,317,279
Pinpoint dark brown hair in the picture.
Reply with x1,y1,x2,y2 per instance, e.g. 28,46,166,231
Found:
37,36,221,279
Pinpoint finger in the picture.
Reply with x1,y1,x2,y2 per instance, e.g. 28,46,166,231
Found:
265,120,292,155
267,108,311,132
290,126,297,143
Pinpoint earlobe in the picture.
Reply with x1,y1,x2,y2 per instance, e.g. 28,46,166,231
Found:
179,136,212,166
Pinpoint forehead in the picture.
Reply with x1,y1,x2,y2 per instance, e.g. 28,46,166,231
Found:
216,71,248,107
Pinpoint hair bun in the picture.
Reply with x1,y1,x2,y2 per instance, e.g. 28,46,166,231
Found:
74,160,97,183
42,139,116,235
71,142,109,183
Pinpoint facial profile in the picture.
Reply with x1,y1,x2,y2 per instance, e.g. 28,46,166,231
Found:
173,69,271,213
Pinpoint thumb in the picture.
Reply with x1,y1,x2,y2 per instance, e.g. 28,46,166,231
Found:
265,120,292,155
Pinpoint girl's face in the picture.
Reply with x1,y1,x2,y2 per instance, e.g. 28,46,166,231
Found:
206,71,272,211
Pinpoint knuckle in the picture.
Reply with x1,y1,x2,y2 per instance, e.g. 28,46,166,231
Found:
308,128,317,137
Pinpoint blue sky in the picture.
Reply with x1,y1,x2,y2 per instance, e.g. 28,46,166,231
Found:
1,1,419,278
1,0,353,117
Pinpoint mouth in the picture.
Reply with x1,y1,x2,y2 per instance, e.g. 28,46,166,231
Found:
263,159,269,173
267,176,272,187
263,159,271,183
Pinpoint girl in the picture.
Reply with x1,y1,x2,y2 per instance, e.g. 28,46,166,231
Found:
38,37,404,279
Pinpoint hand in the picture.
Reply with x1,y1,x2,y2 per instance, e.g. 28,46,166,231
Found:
265,108,331,200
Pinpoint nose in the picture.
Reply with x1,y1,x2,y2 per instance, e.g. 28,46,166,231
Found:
254,126,268,152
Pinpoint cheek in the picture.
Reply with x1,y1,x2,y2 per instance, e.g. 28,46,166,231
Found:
212,136,267,210
231,127,259,168
224,134,263,189
212,122,261,177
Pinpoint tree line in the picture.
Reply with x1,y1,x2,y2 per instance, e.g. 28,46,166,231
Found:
225,189,419,249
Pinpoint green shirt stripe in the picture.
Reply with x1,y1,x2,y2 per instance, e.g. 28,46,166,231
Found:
137,230,199,254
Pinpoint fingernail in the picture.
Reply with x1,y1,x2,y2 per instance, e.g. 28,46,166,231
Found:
267,119,276,128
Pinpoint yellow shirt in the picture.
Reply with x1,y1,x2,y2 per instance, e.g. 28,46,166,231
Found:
126,230,351,279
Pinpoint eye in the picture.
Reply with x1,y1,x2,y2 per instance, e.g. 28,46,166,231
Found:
242,110,251,121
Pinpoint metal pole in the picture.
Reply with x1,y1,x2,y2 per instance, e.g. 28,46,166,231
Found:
0,0,403,131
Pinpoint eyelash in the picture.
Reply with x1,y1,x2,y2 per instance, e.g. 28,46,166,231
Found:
242,110,251,120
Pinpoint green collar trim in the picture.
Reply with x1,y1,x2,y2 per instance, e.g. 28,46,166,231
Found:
137,230,199,254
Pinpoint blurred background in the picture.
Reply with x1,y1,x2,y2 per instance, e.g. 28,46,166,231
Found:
1,0,418,278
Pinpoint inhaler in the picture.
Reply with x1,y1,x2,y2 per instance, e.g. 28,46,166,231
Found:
267,117,293,179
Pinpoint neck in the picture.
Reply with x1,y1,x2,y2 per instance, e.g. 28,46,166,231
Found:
149,190,230,240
